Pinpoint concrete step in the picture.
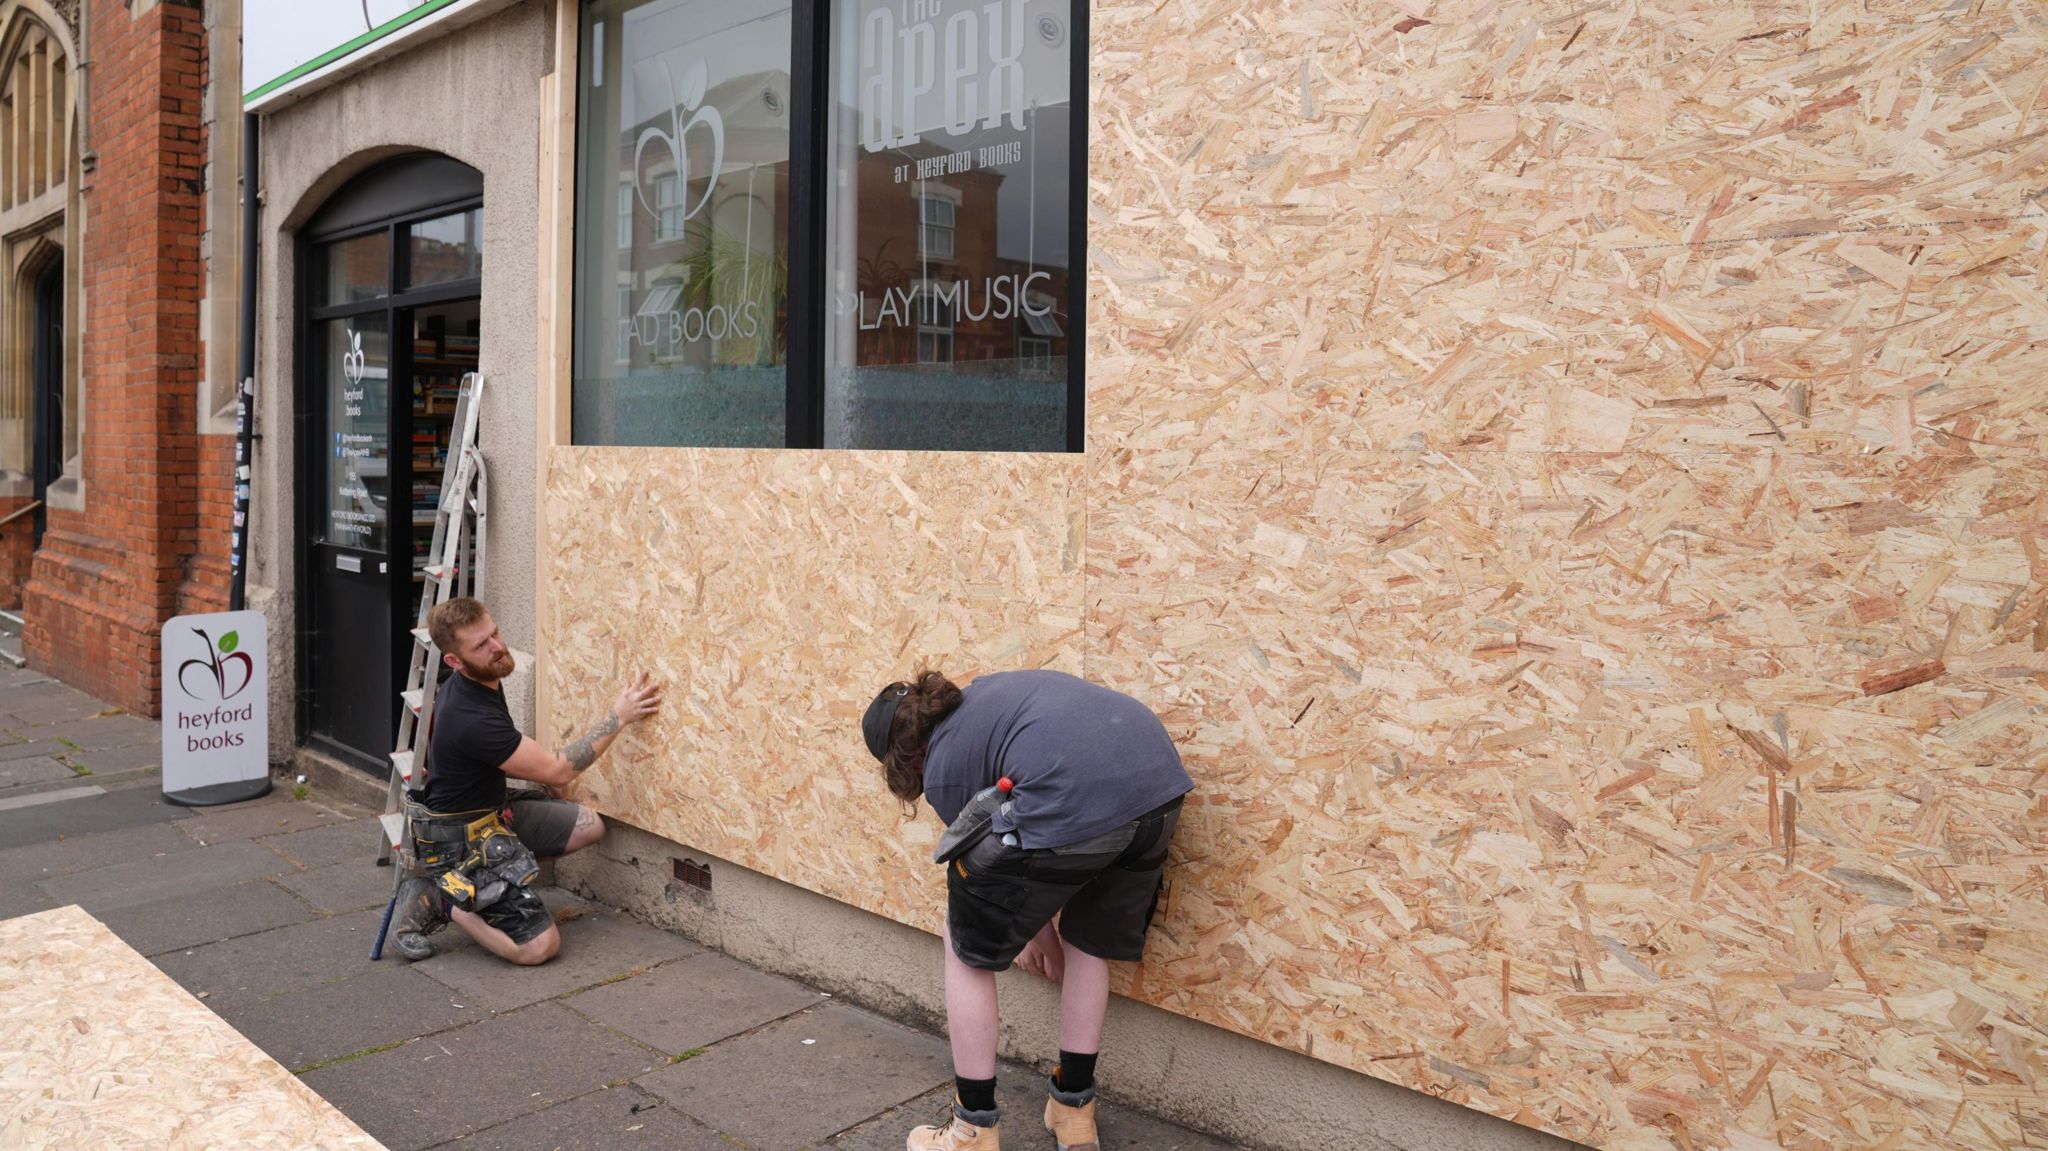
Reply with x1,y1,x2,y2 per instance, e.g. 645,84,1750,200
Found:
0,610,26,668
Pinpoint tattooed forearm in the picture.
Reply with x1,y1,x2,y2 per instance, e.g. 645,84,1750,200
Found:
560,712,622,772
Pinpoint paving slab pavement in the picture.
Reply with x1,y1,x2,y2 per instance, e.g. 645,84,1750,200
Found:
637,1002,955,1148
564,948,824,1056
414,903,702,1011
231,964,488,1072
0,754,77,788
94,877,318,956
0,668,1252,1151
274,858,399,913
439,1083,733,1151
301,1002,664,1151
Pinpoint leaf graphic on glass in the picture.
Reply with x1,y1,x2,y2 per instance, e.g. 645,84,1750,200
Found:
179,628,255,702
634,59,725,228
343,329,367,386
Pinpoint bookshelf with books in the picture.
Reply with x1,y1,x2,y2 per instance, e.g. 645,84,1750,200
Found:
408,309,480,583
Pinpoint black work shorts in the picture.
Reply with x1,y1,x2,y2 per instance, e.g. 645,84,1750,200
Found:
946,796,1183,971
472,796,576,946
476,882,553,946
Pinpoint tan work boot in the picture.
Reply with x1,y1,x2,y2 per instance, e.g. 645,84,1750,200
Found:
1044,1079,1100,1151
906,1103,1001,1151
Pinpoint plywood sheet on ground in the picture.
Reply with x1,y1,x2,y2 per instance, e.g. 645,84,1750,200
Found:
544,0,2048,1148
0,905,384,1150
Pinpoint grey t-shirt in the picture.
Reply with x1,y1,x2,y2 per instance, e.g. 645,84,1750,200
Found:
922,670,1193,850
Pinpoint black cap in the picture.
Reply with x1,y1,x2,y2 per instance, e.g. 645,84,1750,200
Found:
863,682,910,762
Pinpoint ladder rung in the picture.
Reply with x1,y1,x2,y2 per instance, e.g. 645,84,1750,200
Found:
389,749,417,783
411,627,431,647
402,689,423,714
378,812,406,850
423,564,453,582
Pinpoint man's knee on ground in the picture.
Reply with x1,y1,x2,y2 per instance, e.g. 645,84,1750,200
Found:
510,926,561,966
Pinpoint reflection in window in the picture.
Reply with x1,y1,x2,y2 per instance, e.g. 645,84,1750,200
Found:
918,196,956,261
824,0,1074,450
408,209,482,288
572,0,792,447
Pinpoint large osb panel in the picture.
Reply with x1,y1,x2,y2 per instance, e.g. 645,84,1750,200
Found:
1087,0,2047,459
1083,0,2048,1148
1087,444,2045,1150
543,448,1085,921
0,906,385,1150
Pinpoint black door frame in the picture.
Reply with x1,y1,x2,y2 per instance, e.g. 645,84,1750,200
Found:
295,185,483,771
29,259,63,544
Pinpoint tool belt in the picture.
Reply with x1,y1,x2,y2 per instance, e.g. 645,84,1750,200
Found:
403,799,538,912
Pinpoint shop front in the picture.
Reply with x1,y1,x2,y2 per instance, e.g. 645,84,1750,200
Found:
243,2,2048,1150
295,156,483,770
244,0,549,773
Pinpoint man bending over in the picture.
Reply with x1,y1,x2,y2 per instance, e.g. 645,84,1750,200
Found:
391,596,662,964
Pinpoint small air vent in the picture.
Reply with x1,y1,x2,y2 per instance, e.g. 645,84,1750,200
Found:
673,857,712,890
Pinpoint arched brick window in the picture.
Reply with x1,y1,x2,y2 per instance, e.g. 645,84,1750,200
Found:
0,1,81,527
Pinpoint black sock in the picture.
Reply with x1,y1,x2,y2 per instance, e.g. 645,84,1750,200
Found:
1056,1050,1097,1094
956,1075,997,1115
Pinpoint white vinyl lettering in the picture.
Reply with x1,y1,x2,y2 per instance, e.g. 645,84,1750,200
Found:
860,0,1033,152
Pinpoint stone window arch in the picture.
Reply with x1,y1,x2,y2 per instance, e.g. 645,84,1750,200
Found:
0,1,81,510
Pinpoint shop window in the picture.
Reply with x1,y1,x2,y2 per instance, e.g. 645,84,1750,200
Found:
572,0,1084,452
572,0,794,447
407,208,482,289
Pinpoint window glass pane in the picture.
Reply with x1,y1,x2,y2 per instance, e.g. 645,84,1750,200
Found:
317,232,391,307
824,0,1074,450
408,208,482,288
320,315,389,552
572,0,792,447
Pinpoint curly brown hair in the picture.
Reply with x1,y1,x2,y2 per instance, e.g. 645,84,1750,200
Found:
880,668,965,804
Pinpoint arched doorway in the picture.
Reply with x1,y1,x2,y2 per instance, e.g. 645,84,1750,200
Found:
297,154,482,772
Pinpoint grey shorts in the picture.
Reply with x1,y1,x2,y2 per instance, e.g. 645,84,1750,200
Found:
946,797,1183,971
505,794,582,859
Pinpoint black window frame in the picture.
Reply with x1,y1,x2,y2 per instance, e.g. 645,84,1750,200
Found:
574,0,1087,453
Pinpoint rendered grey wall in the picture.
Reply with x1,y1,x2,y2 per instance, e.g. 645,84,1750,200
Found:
561,821,1584,1151
250,3,547,757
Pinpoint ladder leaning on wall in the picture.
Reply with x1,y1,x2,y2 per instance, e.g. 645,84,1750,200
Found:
375,372,489,868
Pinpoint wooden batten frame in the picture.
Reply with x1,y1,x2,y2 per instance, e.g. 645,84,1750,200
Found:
532,0,579,745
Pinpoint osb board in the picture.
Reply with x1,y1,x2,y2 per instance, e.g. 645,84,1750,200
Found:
542,2,2048,1149
0,905,385,1150
544,448,1086,918
1085,446,2046,1151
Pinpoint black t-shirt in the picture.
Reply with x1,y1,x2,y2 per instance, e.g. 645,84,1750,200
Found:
422,672,525,813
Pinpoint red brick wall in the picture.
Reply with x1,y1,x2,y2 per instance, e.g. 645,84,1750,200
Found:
24,0,229,715
0,498,34,611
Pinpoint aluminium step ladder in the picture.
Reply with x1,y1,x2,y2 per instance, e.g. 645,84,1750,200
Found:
377,372,489,867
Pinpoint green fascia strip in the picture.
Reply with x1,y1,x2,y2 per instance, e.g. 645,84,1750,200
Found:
244,0,469,105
